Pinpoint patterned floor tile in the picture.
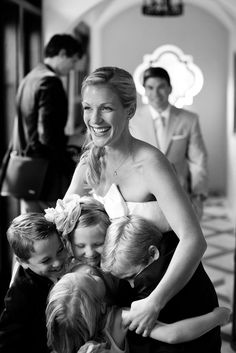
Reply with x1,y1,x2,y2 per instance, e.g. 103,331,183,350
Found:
204,246,226,258
201,197,236,353
206,234,236,250
204,253,234,273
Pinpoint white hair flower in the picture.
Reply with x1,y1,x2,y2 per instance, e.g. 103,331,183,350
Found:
44,194,82,236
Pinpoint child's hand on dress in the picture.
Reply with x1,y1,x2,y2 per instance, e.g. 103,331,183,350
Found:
123,296,160,337
213,307,231,326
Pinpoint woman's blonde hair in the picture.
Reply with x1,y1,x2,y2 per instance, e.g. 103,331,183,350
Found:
101,215,162,277
81,66,137,188
46,272,106,353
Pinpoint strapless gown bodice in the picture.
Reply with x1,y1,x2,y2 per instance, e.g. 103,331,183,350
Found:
93,184,171,233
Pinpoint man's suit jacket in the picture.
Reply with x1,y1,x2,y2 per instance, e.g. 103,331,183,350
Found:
0,266,52,353
129,104,208,198
14,63,76,201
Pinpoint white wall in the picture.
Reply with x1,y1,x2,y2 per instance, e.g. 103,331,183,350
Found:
227,30,236,220
42,0,104,43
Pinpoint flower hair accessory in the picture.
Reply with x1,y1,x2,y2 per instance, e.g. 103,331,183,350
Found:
44,194,82,236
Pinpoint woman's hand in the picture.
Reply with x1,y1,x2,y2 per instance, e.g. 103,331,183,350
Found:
122,296,161,337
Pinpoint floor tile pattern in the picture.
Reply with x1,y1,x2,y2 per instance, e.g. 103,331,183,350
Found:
201,197,236,353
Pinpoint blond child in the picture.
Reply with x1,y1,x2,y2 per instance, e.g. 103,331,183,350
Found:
101,215,229,353
46,264,230,353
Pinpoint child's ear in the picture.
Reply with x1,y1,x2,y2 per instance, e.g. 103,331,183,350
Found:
148,245,159,261
16,256,29,269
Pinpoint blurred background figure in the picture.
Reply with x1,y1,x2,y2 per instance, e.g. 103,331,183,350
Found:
130,67,208,219
11,34,83,214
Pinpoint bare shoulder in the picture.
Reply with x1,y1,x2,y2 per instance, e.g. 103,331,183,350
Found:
131,138,178,190
132,138,168,168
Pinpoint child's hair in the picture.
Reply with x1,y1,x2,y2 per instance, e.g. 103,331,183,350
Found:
45,195,110,241
46,272,106,353
68,197,110,237
70,263,120,307
101,215,163,277
7,212,58,262
80,66,137,188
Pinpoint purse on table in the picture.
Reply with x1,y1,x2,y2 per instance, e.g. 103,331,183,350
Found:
0,88,49,200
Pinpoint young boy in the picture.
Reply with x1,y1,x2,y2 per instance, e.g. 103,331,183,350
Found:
0,213,69,353
101,215,224,353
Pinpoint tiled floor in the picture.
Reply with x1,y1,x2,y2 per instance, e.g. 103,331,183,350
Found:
201,197,236,353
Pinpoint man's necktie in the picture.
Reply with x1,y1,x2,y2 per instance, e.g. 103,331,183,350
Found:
154,115,166,152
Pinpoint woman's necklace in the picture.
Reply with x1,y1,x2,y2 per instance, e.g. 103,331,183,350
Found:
110,154,130,177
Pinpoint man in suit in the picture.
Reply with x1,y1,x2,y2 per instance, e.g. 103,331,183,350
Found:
129,67,208,219
13,34,84,213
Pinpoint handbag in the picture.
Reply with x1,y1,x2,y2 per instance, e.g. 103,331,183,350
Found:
0,86,49,200
1,151,49,200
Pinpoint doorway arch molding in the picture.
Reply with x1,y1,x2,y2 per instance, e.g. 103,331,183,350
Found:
89,0,234,69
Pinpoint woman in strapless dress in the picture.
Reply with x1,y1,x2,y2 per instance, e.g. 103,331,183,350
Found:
64,66,207,338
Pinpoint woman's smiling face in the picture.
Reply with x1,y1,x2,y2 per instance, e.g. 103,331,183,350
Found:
82,84,129,148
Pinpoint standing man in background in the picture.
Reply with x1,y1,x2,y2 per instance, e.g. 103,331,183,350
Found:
130,67,208,219
14,33,83,213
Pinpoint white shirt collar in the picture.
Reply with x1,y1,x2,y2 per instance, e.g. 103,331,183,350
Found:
149,104,170,121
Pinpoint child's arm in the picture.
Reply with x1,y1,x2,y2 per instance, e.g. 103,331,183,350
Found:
149,307,231,344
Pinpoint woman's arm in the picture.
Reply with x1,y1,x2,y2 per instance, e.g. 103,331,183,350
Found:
64,158,88,198
149,307,231,344
125,147,207,336
122,307,230,343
